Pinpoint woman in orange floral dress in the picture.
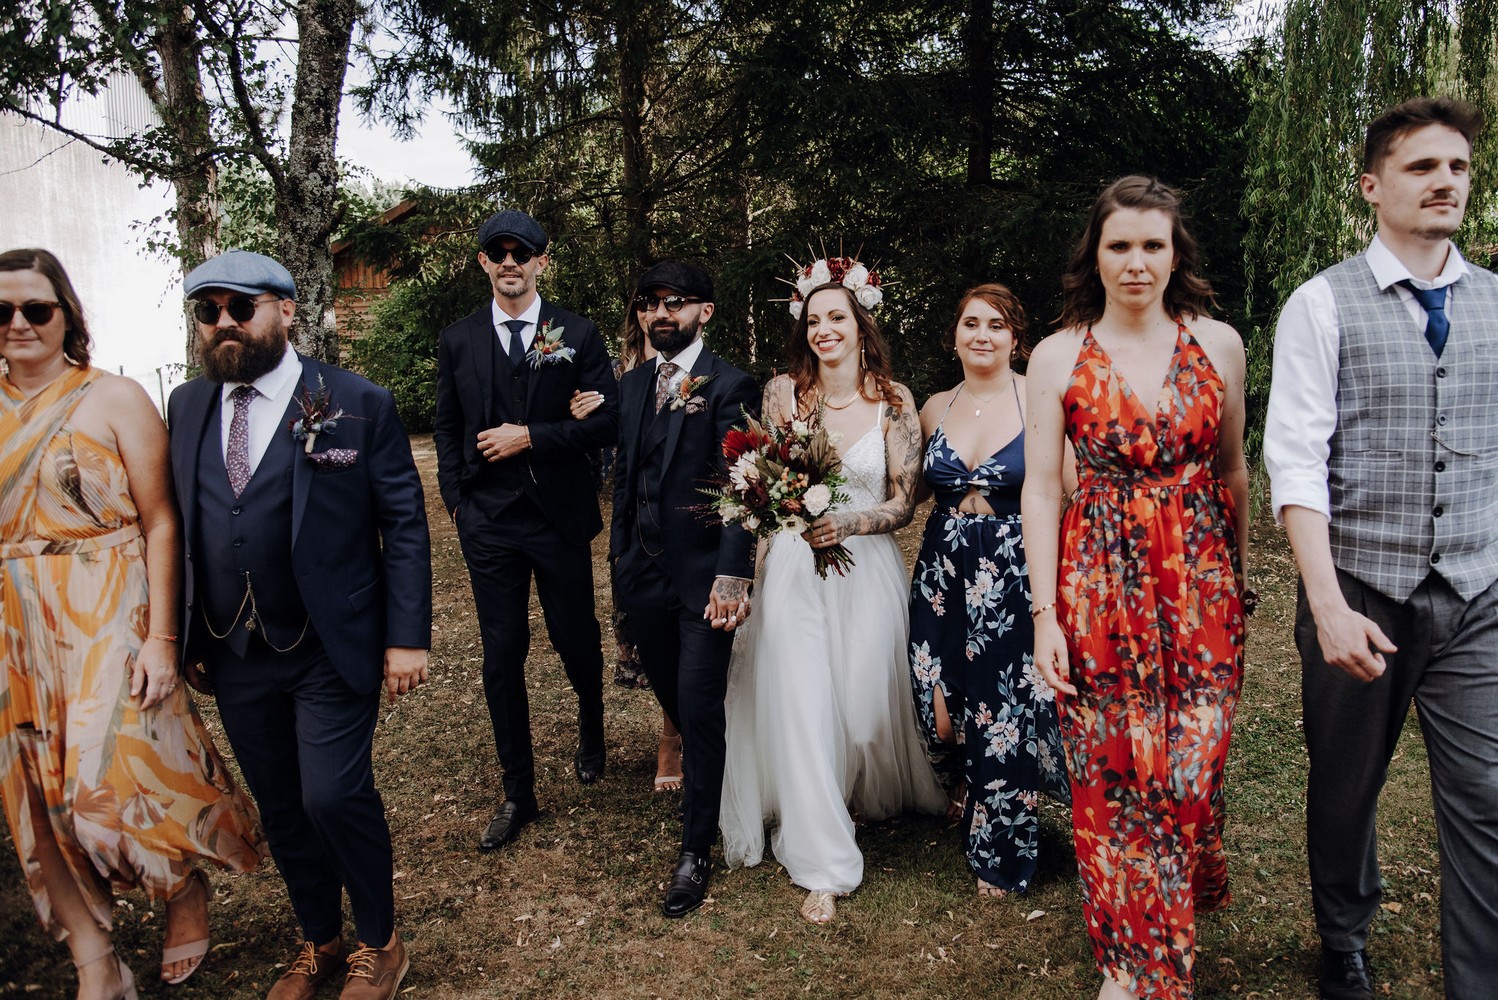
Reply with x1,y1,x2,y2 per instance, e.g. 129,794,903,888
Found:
0,249,264,1000
1020,178,1250,1000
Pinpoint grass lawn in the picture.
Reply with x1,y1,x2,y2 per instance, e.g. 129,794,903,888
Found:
0,437,1446,998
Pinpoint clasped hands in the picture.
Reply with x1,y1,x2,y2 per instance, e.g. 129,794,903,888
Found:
478,424,531,462
705,576,752,631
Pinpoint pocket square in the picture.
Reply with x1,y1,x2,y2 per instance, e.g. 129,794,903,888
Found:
308,448,359,469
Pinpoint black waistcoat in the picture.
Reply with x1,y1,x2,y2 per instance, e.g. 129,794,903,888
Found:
468,343,538,518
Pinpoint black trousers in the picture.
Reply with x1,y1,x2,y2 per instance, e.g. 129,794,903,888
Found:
209,633,393,946
616,558,734,857
456,494,605,805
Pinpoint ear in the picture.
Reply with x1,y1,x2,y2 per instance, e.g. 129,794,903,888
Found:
278,299,297,325
534,253,549,275
477,251,491,268
699,301,716,325
1359,171,1380,207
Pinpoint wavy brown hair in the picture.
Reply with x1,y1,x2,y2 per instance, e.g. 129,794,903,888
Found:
786,283,902,417
1364,96,1484,174
1056,176,1217,331
617,301,649,373
0,247,92,366
944,282,1031,363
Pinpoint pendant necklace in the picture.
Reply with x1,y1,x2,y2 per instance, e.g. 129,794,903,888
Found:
961,378,1009,417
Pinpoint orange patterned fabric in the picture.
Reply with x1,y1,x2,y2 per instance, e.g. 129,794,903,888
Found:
0,365,264,938
1058,326,1245,999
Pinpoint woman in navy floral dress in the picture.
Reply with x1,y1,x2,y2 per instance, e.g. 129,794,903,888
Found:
908,284,1070,896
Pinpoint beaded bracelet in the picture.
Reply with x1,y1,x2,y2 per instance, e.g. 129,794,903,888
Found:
1030,602,1058,618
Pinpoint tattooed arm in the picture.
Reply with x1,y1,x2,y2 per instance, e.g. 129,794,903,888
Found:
705,575,752,631
807,383,924,545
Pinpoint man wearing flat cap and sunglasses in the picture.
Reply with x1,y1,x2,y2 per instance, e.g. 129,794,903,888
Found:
610,261,759,916
433,209,618,852
168,249,432,999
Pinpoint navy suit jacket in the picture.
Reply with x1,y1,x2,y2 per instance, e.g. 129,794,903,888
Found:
168,354,433,695
611,347,759,612
432,299,617,544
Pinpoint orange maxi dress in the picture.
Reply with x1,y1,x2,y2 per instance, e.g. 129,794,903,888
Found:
0,365,264,938
1058,325,1245,1000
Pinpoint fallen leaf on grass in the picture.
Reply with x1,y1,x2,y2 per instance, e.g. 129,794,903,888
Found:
1380,902,1403,914
1025,909,1045,921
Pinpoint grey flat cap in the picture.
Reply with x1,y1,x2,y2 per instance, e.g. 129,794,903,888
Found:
184,250,296,299
478,209,548,253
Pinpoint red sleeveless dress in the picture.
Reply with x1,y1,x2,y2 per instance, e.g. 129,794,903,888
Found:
1058,324,1246,999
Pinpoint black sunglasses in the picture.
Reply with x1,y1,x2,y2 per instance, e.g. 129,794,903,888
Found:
483,243,537,266
192,295,279,325
0,301,61,326
633,294,701,314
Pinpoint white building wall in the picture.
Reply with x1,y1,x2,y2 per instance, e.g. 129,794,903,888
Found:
1,73,187,414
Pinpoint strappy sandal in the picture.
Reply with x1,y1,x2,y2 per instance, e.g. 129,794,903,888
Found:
74,944,138,1000
161,868,210,984
945,782,967,822
653,734,683,794
799,890,837,924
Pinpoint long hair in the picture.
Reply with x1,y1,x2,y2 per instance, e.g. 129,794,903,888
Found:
785,283,902,416
944,282,1031,364
618,301,648,373
0,247,92,366
1056,176,1217,331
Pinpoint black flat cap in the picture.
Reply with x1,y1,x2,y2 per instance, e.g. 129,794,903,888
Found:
636,261,714,302
478,209,548,253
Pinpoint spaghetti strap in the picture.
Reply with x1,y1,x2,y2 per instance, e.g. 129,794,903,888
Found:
1011,378,1023,421
936,386,962,429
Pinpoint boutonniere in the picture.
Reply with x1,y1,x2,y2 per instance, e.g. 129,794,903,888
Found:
669,372,718,413
289,375,356,454
527,321,575,368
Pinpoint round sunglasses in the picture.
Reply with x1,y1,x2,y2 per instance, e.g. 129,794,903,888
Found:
191,295,280,325
0,301,61,327
483,243,537,266
633,294,701,314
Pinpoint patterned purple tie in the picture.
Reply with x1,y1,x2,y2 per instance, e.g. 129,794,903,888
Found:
226,385,259,497
654,361,680,414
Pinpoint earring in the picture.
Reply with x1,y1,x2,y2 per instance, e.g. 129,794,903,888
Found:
860,344,867,370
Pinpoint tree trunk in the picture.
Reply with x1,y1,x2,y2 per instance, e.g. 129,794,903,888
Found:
275,0,358,363
963,0,996,188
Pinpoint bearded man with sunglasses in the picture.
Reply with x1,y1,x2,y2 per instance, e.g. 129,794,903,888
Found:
167,249,432,999
609,261,759,916
433,210,618,853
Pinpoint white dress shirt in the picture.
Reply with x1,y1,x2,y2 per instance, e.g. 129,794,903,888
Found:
1264,234,1470,523
655,335,705,393
491,295,543,357
219,344,304,476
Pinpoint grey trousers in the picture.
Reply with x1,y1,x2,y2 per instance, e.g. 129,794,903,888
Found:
1297,570,1498,998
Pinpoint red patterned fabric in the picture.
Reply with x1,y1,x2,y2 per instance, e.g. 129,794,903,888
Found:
1058,324,1246,1000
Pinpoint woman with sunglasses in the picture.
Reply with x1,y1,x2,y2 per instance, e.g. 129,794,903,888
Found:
570,295,684,793
0,249,264,999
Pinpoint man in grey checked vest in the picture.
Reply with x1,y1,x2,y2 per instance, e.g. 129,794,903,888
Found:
1265,97,1498,1000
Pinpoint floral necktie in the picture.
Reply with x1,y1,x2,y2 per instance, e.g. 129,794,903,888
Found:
654,361,680,414
226,384,259,497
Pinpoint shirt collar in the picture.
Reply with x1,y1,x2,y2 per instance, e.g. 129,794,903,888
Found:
656,336,705,373
221,343,302,404
491,295,543,330
1366,233,1470,291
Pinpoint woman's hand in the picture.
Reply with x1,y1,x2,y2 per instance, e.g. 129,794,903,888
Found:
569,389,605,420
1033,614,1077,697
803,515,849,549
132,637,181,710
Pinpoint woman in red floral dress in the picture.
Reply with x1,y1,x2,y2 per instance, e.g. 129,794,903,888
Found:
1021,176,1250,1000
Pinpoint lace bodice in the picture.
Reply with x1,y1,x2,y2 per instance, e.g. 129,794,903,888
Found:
837,407,888,513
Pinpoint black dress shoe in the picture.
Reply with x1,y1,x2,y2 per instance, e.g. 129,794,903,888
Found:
1318,946,1372,1000
662,852,711,918
574,745,606,785
478,799,538,852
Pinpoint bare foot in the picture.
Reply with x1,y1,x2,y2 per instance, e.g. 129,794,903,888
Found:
161,868,210,983
976,877,1008,898
653,734,683,794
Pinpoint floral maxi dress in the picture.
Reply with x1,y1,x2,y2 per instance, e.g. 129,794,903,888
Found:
1059,326,1245,1000
0,366,264,938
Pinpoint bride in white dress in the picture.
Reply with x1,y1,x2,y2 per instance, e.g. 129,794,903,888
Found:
720,274,946,924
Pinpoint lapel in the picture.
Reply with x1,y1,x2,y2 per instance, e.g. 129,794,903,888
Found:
624,358,654,467
648,348,714,476
521,300,554,423
466,308,501,424
290,353,315,550
173,377,218,545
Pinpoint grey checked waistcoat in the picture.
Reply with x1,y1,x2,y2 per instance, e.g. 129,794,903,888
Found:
1323,255,1498,601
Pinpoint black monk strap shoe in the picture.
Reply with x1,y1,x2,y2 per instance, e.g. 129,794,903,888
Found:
661,851,711,918
478,799,538,852
574,744,606,785
1318,946,1373,1000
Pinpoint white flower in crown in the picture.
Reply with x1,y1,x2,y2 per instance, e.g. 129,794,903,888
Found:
855,284,883,309
842,263,869,289
788,299,803,320
778,249,886,317
808,260,832,287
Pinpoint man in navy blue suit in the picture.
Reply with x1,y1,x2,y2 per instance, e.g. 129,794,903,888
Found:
169,250,431,1000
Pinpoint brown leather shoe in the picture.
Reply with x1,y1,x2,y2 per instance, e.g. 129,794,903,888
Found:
338,934,408,1000
267,939,343,1000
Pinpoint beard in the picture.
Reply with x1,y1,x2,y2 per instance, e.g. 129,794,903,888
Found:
201,325,288,384
647,314,703,356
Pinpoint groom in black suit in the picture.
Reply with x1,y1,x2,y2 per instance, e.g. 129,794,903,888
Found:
170,250,430,999
434,210,618,852
611,262,759,916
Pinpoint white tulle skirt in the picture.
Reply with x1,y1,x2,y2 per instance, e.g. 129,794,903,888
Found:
720,529,946,894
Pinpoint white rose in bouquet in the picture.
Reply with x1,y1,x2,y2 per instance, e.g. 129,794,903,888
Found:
719,502,745,523
791,419,810,437
855,283,883,309
803,483,832,516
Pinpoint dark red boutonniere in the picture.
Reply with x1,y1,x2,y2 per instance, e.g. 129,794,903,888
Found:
289,375,361,467
669,372,718,414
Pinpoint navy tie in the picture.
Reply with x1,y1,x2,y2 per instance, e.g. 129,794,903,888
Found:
1398,280,1450,358
504,319,529,369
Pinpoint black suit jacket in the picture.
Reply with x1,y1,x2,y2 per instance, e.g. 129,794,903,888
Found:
432,300,617,544
167,355,433,694
611,347,760,611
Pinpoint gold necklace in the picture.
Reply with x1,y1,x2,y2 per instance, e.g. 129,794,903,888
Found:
961,378,1011,417
819,388,860,410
